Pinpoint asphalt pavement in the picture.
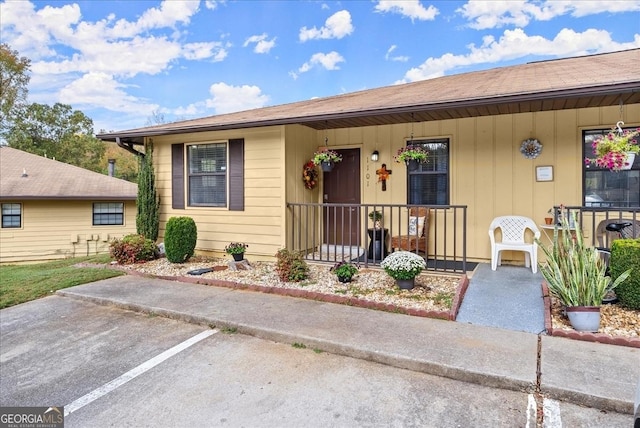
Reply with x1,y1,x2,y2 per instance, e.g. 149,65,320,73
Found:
54,270,640,416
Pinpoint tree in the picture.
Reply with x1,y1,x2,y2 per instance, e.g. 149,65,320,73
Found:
6,102,105,172
0,44,31,140
101,142,140,182
136,141,160,241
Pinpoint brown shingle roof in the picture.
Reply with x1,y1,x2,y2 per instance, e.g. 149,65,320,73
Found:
98,49,640,144
0,147,137,200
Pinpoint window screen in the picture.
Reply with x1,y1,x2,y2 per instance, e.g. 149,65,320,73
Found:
188,143,227,206
407,139,449,205
93,202,124,225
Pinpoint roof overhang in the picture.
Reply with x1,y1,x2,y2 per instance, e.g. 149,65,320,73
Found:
98,82,640,146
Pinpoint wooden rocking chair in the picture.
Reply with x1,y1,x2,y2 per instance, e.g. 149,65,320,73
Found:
390,207,429,254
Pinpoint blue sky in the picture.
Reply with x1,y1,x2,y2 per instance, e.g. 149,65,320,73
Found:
1,0,639,133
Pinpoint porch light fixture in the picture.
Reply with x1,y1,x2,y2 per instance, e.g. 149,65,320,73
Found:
371,150,379,162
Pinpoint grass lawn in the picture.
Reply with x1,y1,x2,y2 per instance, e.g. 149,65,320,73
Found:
0,254,123,309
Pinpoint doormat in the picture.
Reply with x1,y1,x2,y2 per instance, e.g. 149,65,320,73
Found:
305,244,365,263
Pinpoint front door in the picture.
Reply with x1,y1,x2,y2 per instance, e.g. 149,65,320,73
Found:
323,148,361,245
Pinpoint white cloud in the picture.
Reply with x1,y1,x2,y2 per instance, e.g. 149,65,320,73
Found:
374,0,439,21
205,82,270,114
299,10,354,42
183,42,228,61
243,34,277,54
458,0,640,30
298,51,346,73
58,72,158,115
205,0,226,10
400,27,640,82
385,45,409,62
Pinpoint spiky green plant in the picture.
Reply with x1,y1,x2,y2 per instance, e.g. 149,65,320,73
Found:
536,212,630,307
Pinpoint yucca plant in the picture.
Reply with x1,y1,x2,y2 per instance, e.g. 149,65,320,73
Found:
536,212,631,307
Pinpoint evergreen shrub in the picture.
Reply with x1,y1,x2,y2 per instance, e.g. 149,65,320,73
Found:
109,234,158,264
610,238,640,309
164,216,197,263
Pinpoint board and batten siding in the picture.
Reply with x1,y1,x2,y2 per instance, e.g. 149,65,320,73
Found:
0,200,136,264
311,104,639,264
151,127,287,260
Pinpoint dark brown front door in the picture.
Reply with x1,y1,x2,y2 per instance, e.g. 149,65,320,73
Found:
323,148,361,245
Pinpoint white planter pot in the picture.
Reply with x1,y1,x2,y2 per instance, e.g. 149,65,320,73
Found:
622,152,636,170
566,306,601,332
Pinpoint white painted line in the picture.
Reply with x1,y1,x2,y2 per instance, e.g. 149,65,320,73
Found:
543,398,562,428
526,394,537,428
64,329,217,417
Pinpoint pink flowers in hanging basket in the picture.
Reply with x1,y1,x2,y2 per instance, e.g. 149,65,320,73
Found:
585,127,639,171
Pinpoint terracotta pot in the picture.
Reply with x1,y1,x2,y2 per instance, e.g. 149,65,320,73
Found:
545,217,553,225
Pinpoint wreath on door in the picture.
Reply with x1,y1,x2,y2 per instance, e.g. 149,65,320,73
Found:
302,160,318,190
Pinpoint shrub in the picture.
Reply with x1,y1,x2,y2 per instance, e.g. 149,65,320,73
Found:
330,261,358,280
109,234,158,264
610,238,640,309
164,216,197,263
275,248,309,282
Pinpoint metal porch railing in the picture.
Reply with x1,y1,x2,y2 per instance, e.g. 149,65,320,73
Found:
286,203,468,274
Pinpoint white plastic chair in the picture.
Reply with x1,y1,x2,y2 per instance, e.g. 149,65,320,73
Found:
488,216,541,273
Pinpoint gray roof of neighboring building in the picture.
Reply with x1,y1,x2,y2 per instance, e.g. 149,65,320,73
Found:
98,49,640,145
0,146,137,200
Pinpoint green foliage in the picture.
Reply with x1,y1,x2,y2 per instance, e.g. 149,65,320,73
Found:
537,213,631,307
0,255,124,309
330,261,358,280
136,141,160,241
275,248,309,282
610,239,640,309
225,242,248,254
109,234,158,264
6,102,105,172
164,216,197,263
0,44,31,139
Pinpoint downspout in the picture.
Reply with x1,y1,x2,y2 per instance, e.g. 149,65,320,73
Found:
116,137,145,158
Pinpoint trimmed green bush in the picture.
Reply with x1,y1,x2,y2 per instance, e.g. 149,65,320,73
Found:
610,238,640,309
110,234,158,264
275,248,309,282
164,216,197,263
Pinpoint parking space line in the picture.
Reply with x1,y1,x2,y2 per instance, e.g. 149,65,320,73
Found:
543,398,562,427
64,329,217,417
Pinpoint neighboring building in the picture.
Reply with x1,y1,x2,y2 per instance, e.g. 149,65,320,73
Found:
97,49,640,268
0,147,137,263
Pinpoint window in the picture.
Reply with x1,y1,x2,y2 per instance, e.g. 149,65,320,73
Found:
188,143,227,207
1,203,21,228
583,129,639,208
93,202,124,225
407,138,449,205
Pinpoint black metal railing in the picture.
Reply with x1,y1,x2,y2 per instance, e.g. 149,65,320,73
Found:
550,205,640,249
286,203,468,273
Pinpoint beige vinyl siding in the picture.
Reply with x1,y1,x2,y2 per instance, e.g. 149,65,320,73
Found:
0,200,136,264
151,127,286,260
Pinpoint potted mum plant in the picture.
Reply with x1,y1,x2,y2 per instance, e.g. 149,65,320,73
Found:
585,127,640,171
330,261,358,283
380,251,426,290
537,212,631,332
312,149,342,172
394,145,428,171
225,242,248,261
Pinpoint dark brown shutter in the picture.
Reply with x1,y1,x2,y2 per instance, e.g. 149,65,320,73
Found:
228,138,244,211
171,143,185,209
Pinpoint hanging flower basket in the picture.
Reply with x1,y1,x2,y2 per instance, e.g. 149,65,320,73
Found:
520,138,542,159
394,145,428,165
585,125,639,171
312,150,342,166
